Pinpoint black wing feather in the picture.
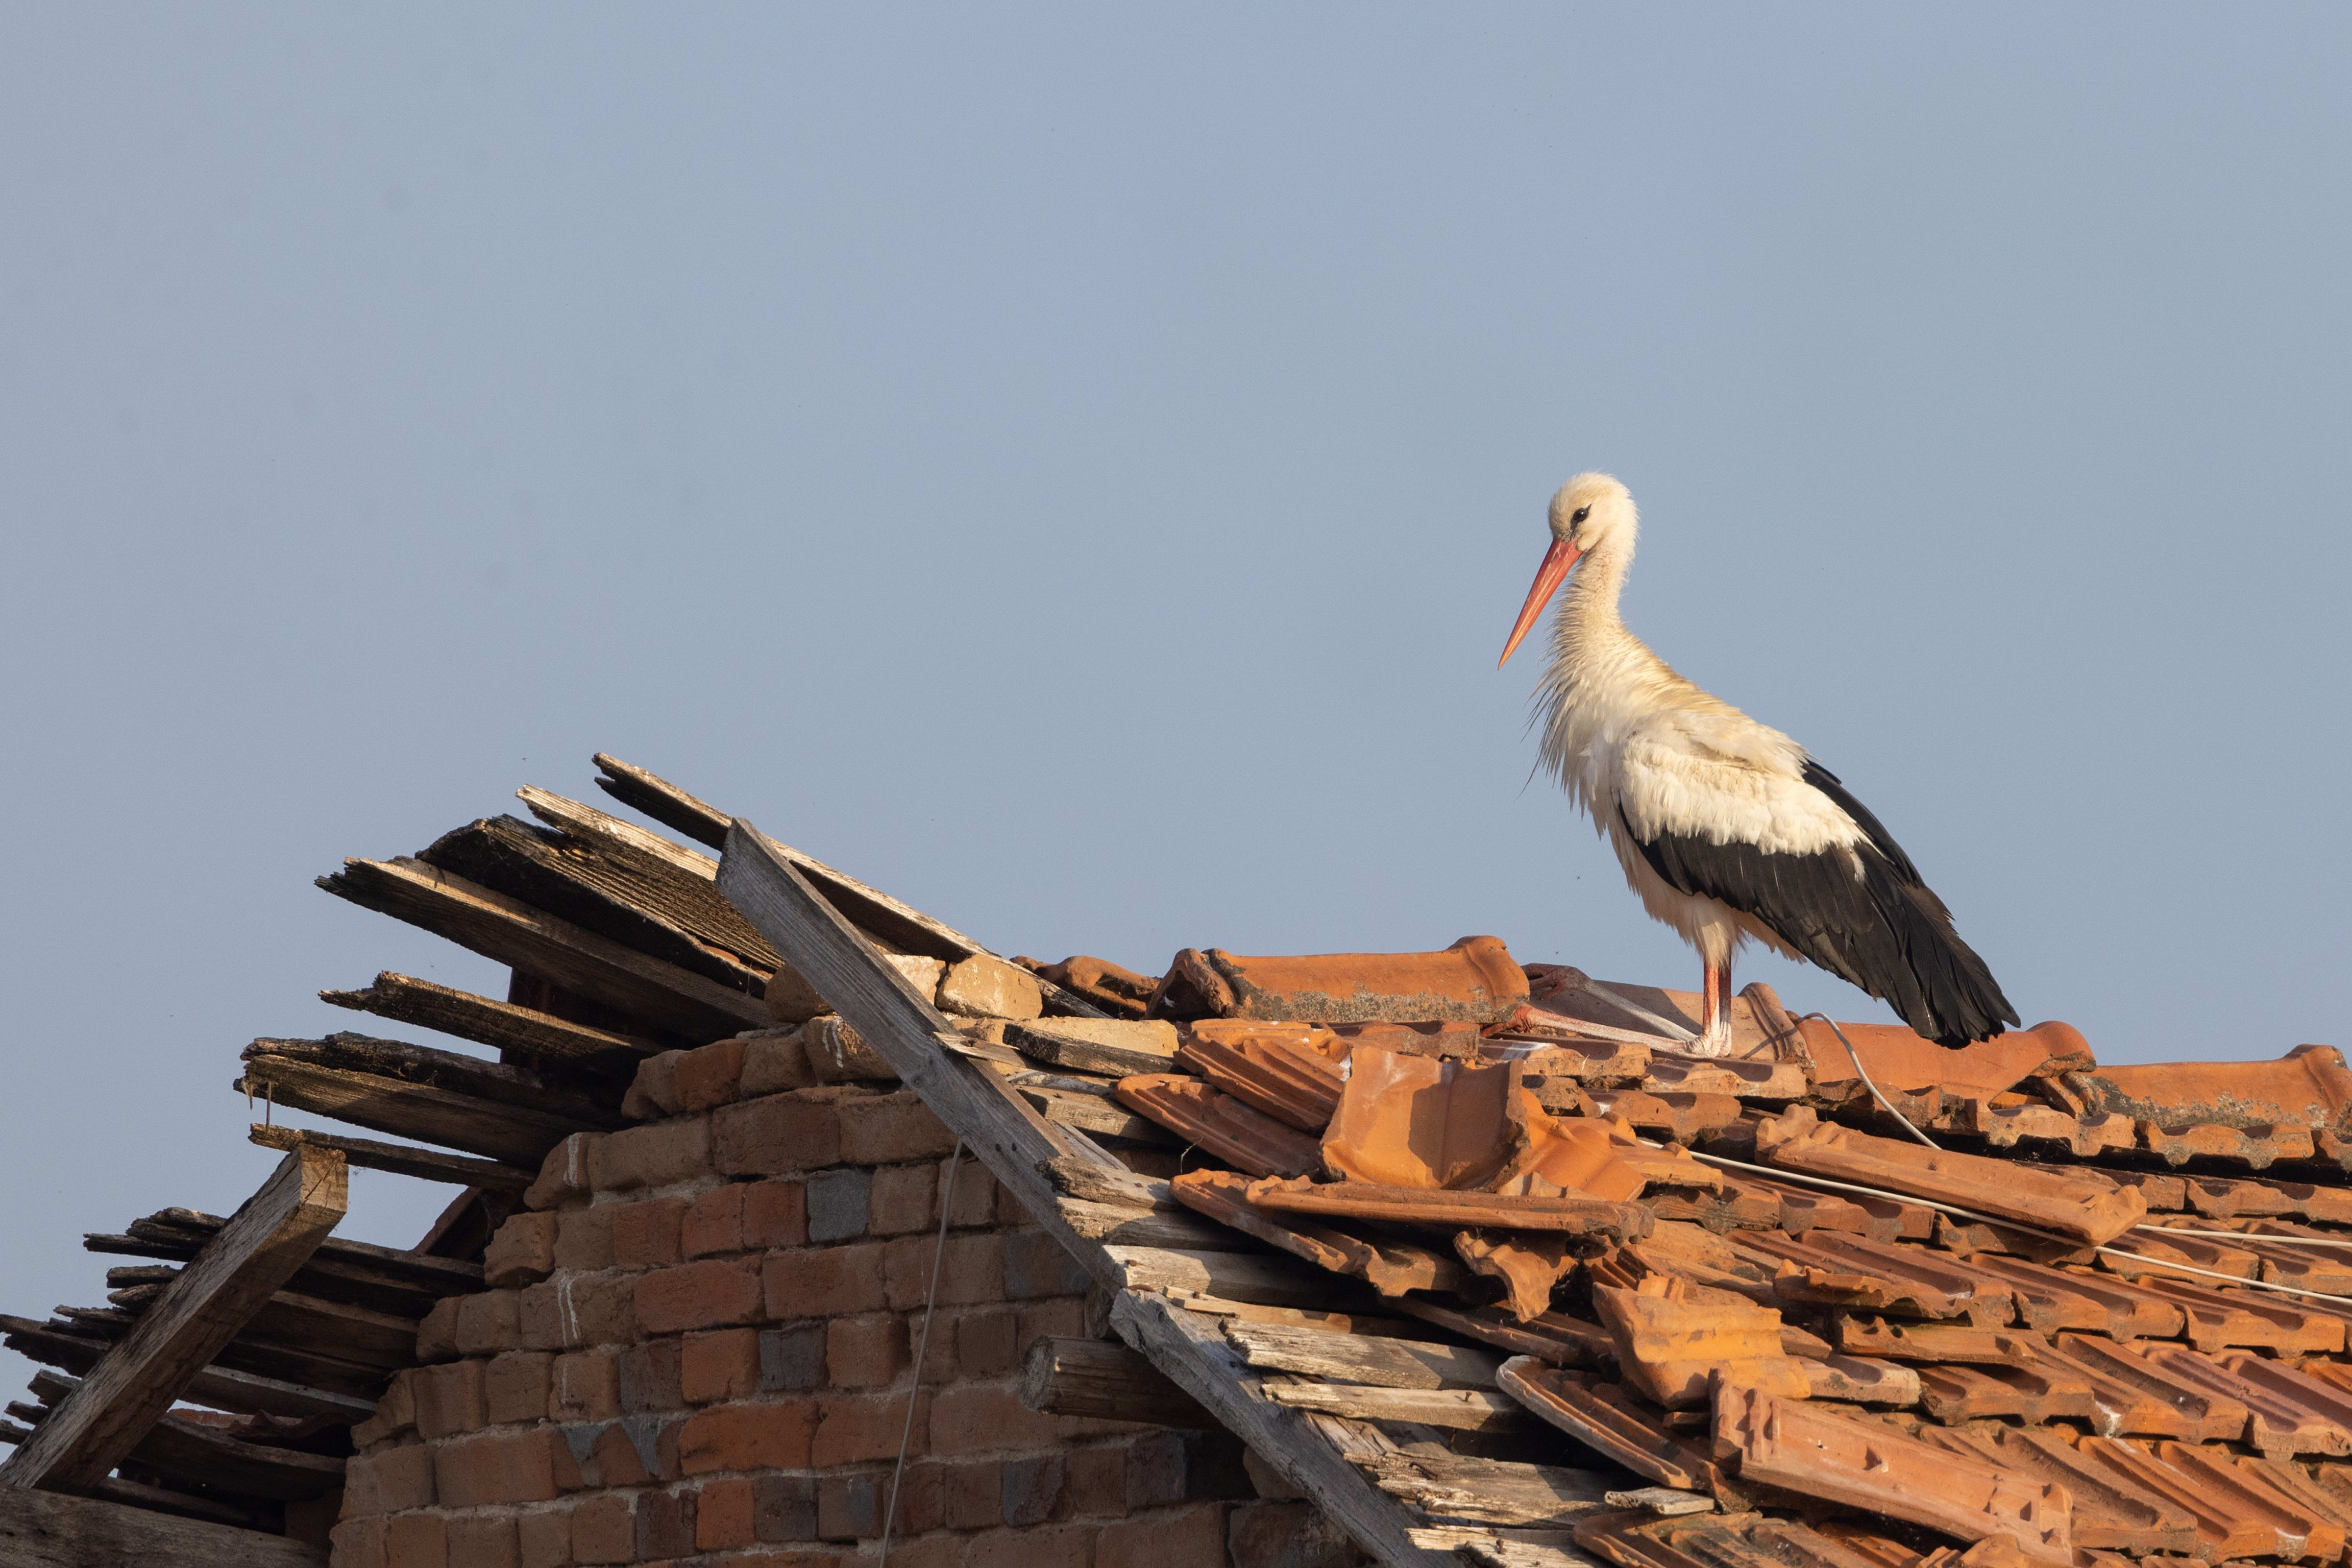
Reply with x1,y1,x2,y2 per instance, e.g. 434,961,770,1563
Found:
1621,762,2017,1047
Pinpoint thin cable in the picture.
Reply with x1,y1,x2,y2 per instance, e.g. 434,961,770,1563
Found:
1801,1012,1937,1149
880,1139,962,1568
1685,1147,2352,1305
2147,1227,2352,1249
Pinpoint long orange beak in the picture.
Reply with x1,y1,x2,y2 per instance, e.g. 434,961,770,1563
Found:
1497,537,1583,667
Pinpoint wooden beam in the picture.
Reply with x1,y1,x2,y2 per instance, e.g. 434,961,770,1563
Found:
319,971,655,1072
1019,1336,1217,1427
0,1483,325,1567
317,856,764,1040
248,1124,534,1193
716,821,1125,1287
0,1319,373,1426
237,1051,589,1166
247,1034,621,1127
0,1147,347,1495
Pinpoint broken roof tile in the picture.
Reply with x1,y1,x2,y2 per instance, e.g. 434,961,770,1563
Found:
1833,1317,2040,1367
1168,1168,1466,1297
1913,1358,2096,1423
1458,1231,1576,1321
2084,1268,2347,1354
1800,1018,2092,1101
2138,1119,2317,1169
2069,1437,2280,1561
1637,1058,1809,1102
1752,1106,2147,1245
1497,1359,1738,1498
2066,1044,2352,1137
1175,1021,1346,1132
1589,1277,1808,1409
1731,1231,2010,1325
1955,1253,2164,1336
2037,1332,2251,1443
1151,936,1528,1024
1797,1353,1919,1406
2146,1440,2345,1561
1711,1384,2071,1562
1112,1074,1321,1177
1913,1426,2197,1555
1320,1048,1529,1190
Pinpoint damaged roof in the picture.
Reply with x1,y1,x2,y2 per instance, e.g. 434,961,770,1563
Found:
9,753,2352,1568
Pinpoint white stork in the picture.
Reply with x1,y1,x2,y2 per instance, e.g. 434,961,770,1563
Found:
1497,473,2015,1057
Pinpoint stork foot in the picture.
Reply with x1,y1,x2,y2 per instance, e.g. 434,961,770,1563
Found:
1681,1022,1734,1060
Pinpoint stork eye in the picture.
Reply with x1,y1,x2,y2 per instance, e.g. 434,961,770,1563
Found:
1570,506,1590,525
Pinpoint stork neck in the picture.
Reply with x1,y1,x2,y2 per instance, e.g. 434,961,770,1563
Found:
1562,535,1631,638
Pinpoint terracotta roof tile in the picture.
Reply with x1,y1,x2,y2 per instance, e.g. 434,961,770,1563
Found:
1913,1425,2196,1555
1151,937,1528,1024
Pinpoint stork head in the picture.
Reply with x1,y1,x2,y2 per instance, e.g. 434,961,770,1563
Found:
1498,473,1635,667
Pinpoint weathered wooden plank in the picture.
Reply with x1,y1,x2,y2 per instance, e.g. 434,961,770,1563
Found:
1261,1382,1538,1433
100,1210,482,1297
247,1034,622,1127
1225,1321,1504,1391
591,752,734,849
318,856,764,1040
715,820,1125,1286
421,815,786,995
1363,1452,1614,1528
104,1279,417,1370
0,1482,326,1566
1055,1199,1241,1251
23,1373,344,1500
0,1319,373,1425
1038,1156,1174,1212
319,971,656,1071
237,1053,587,1167
1114,1292,1456,1568
1018,1336,1216,1427
0,1147,347,1495
1105,1246,1356,1309
1022,1085,1181,1144
248,1124,534,1194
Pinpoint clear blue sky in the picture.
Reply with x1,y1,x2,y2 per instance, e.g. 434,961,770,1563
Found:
3,7,2348,1370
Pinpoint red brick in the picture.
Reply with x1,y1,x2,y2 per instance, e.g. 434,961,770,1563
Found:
1004,1229,1093,1300
744,1178,809,1249
638,1256,765,1335
416,1297,461,1363
710,1550,842,1568
676,1038,748,1110
870,1163,937,1235
812,1390,927,1466
455,1289,524,1356
884,1233,1004,1311
714,1090,847,1177
415,1357,488,1439
1098,1504,1227,1568
345,1441,436,1516
826,1314,909,1388
447,1513,521,1568
700,1476,759,1550
742,1032,816,1096
929,1384,1070,1455
385,1510,448,1568
838,1091,957,1164
487,1209,559,1288
1068,1444,1129,1519
894,1462,947,1536
1126,1433,1253,1508
435,1427,560,1506
683,1327,763,1404
1226,1501,1355,1568
517,1506,573,1568
685,1182,748,1257
554,1204,616,1271
620,1338,685,1414
485,1350,555,1425
592,1117,712,1191
954,1310,1018,1378
943,1158,998,1228
1015,1298,1088,1356
817,1472,880,1542
638,1485,700,1559
764,1242,889,1319
518,1271,635,1351
944,1459,1004,1530
966,1523,1095,1568
679,1399,818,1474
1003,1452,1067,1526
571,1492,637,1566
332,1517,388,1568
626,1050,685,1119
551,1349,621,1421
753,1473,820,1542
611,1195,689,1269
524,1131,595,1211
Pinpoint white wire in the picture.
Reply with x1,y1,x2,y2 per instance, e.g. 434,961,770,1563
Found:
1801,1012,1938,1149
879,1140,962,1568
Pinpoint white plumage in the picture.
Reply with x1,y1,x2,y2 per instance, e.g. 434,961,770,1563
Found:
1500,473,2014,1056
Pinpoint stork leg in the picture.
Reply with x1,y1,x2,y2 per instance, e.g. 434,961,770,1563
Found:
1689,957,1734,1058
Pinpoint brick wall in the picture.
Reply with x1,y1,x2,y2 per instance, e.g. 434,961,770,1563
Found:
328,1029,1322,1568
